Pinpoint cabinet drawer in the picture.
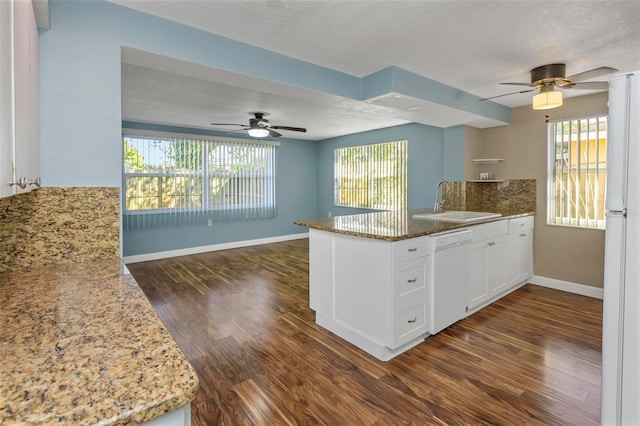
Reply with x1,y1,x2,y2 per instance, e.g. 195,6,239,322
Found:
508,216,534,234
393,261,427,305
393,302,428,347
470,220,508,242
392,236,428,263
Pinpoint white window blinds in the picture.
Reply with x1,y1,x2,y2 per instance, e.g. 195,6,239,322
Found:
334,140,408,210
547,115,607,229
123,132,277,229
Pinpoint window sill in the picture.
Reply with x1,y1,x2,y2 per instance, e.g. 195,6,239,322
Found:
545,222,606,231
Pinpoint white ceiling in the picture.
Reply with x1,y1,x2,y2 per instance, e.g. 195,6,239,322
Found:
113,0,640,140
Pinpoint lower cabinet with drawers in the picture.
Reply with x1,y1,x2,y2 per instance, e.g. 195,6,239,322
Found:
306,215,534,362
308,229,431,361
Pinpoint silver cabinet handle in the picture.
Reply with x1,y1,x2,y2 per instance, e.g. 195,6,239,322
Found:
407,247,418,252
9,177,27,189
407,317,417,323
407,278,418,283
9,177,40,189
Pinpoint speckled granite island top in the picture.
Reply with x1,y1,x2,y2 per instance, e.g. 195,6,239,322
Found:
0,260,199,425
294,209,535,241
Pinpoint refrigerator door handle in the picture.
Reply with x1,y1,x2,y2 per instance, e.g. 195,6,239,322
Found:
606,209,628,217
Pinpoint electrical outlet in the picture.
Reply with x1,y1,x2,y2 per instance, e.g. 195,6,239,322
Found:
328,211,332,217
207,219,213,227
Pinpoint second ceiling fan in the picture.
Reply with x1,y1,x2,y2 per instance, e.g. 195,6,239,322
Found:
211,112,307,138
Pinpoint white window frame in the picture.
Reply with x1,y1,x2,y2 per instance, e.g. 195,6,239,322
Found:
546,115,607,230
122,129,279,224
334,140,408,210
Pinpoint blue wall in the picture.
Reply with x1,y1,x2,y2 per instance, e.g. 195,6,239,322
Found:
39,1,468,257
39,1,325,256
39,0,360,187
120,122,317,257
316,123,446,218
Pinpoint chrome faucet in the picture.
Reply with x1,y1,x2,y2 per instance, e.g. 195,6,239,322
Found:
434,180,449,213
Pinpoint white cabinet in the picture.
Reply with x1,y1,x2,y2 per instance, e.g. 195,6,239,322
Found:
141,404,191,426
469,240,490,308
0,0,39,198
506,217,534,287
469,216,534,312
487,235,510,295
393,258,429,347
307,215,534,360
0,0,13,197
308,229,430,361
469,220,509,310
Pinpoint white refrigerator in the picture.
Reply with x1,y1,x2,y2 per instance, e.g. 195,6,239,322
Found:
601,71,640,425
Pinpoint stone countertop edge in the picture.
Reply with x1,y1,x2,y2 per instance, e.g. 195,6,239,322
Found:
294,209,536,241
0,259,199,426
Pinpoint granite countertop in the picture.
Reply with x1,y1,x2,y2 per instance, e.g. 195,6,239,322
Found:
0,259,199,425
294,208,535,241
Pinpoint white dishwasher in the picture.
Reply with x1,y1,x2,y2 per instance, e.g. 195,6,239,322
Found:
429,229,472,334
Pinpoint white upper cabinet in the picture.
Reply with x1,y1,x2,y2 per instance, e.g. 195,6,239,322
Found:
0,0,13,197
0,0,39,198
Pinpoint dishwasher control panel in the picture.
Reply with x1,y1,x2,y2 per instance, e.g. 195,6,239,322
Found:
431,229,472,251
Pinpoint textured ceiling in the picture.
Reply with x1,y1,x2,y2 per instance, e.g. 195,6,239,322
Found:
112,0,640,140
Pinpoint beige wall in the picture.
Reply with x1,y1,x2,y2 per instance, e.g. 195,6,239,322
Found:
466,92,609,288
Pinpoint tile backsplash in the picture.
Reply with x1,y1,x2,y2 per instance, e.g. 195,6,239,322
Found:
443,179,536,212
0,187,119,273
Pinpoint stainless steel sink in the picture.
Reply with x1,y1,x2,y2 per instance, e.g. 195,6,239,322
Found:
412,211,502,223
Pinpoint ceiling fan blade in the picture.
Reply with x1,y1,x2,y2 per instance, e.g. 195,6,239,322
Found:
565,66,618,83
499,82,534,87
565,81,610,90
268,129,282,138
270,125,307,132
225,128,249,135
210,122,245,127
479,88,536,101
500,83,531,87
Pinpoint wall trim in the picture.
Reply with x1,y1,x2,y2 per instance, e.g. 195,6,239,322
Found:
123,232,309,264
529,275,604,299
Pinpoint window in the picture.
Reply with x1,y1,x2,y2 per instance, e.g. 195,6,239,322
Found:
334,140,407,210
123,132,277,228
547,115,607,229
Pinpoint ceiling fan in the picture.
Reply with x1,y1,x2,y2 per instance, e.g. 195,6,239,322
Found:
210,112,307,138
480,64,618,109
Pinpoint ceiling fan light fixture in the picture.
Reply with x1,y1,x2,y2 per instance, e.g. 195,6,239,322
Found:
248,128,269,138
532,89,563,110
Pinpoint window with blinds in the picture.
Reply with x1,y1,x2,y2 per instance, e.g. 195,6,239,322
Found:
547,115,607,229
123,132,277,229
334,140,407,210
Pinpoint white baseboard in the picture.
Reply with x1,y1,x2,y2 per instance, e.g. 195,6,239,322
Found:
529,275,604,299
123,232,309,264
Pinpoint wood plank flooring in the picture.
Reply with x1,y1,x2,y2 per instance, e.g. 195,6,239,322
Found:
126,238,603,425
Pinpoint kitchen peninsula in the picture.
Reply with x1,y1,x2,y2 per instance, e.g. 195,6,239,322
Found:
295,204,535,361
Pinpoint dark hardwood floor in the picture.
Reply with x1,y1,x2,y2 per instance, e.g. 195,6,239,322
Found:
127,238,603,425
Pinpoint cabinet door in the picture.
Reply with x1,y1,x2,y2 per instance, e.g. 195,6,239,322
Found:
507,230,533,287
0,0,13,197
487,237,508,295
1,0,38,198
469,240,489,309
518,231,533,281
12,0,38,194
